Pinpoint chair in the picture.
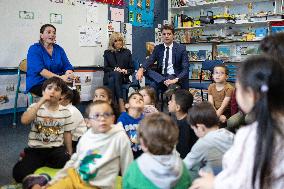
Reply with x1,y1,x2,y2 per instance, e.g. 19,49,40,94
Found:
189,60,223,101
12,59,34,127
121,59,141,101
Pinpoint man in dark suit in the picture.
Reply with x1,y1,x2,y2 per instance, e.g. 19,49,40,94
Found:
136,25,189,93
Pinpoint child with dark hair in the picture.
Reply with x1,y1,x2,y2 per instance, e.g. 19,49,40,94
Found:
13,77,74,183
190,55,284,189
60,87,87,152
123,113,192,189
168,89,198,159
117,92,144,159
184,101,234,180
139,86,159,115
27,101,133,189
208,64,234,124
93,86,120,121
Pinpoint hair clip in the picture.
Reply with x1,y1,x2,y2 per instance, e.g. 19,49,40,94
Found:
260,84,269,93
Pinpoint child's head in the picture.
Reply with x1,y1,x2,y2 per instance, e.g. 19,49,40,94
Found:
139,86,156,105
236,55,284,188
41,77,68,103
236,55,283,114
212,64,228,84
260,32,284,64
85,100,115,133
60,87,81,106
188,102,219,138
168,89,193,113
93,86,112,104
125,92,144,112
138,112,179,155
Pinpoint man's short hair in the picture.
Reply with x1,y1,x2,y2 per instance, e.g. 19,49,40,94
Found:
161,24,175,34
173,89,193,113
138,113,179,155
188,102,219,128
41,77,68,94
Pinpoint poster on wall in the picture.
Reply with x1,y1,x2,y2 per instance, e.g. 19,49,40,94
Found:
79,25,102,46
128,0,154,27
121,22,132,52
0,74,27,112
73,70,103,101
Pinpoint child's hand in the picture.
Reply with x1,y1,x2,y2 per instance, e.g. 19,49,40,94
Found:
219,115,227,123
189,170,215,189
41,92,51,103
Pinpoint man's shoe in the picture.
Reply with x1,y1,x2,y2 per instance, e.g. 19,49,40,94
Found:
165,84,181,97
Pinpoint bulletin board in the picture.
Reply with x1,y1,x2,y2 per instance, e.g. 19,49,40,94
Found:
0,0,109,68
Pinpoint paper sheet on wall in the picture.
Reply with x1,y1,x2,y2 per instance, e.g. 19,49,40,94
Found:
121,23,132,52
108,21,121,33
0,74,27,111
86,6,99,23
79,25,102,46
110,7,124,22
73,71,103,101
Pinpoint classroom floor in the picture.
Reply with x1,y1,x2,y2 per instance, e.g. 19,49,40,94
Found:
0,112,29,186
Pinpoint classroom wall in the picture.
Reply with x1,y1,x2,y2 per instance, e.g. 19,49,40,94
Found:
0,0,168,114
109,0,168,64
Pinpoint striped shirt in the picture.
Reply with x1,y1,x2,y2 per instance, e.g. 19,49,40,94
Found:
28,103,75,148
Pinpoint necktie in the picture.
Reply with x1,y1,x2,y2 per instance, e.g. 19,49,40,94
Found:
164,47,169,75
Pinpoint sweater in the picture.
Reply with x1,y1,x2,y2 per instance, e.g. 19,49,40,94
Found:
183,128,234,180
214,122,284,189
123,152,191,189
49,122,133,188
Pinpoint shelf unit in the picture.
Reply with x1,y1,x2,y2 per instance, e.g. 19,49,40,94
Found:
168,0,283,87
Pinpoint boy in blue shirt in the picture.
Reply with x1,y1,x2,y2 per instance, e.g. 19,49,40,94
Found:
118,92,144,159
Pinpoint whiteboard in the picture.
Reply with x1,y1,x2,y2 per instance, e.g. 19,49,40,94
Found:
0,0,109,68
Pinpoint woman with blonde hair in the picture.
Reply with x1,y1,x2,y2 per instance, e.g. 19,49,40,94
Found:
103,32,133,112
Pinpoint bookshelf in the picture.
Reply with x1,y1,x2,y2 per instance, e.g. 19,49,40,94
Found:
169,0,283,88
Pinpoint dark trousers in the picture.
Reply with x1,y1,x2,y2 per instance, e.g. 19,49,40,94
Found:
29,84,43,97
13,146,70,183
146,70,175,92
107,71,124,102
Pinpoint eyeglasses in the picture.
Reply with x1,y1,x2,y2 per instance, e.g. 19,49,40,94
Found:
88,112,113,120
213,71,226,75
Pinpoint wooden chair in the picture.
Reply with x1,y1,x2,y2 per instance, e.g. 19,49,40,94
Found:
12,59,35,127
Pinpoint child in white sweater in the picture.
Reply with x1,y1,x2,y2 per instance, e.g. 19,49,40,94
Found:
26,101,133,189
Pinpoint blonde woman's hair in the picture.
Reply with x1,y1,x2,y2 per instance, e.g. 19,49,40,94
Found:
108,32,126,52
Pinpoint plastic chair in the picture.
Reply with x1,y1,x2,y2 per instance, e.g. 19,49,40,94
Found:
12,59,34,127
189,60,223,101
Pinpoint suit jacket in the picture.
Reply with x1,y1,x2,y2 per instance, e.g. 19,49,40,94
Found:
143,42,189,80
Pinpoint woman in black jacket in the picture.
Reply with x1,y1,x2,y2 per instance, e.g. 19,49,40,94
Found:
103,32,133,112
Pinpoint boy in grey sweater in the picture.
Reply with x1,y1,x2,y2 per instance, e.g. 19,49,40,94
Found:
183,102,234,181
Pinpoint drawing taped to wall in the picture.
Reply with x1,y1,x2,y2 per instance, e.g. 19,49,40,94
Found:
128,0,154,27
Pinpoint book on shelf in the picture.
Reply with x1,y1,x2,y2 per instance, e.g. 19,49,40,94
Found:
189,63,201,79
189,88,208,105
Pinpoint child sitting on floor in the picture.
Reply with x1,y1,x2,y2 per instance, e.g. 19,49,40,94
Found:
24,101,133,189
117,92,144,159
59,87,87,152
168,89,198,159
13,77,74,183
139,86,159,115
183,101,234,180
123,113,192,189
208,64,234,125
